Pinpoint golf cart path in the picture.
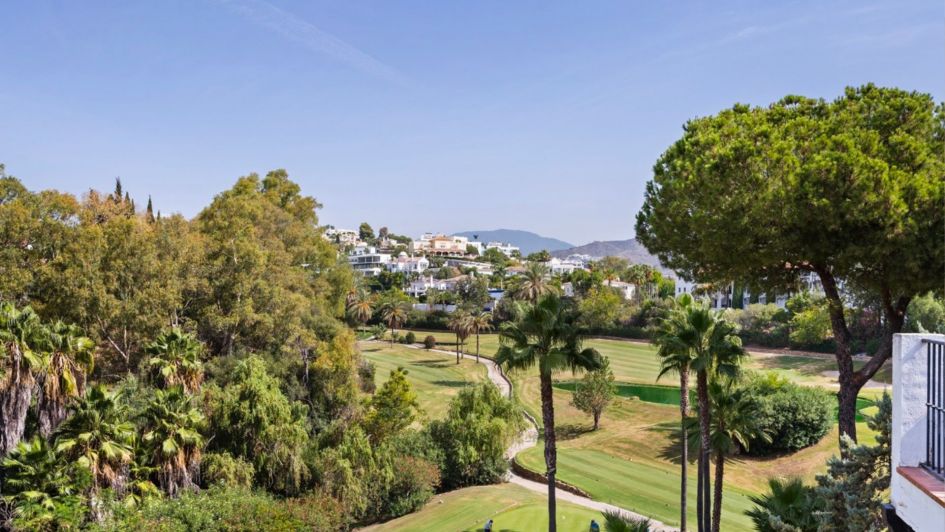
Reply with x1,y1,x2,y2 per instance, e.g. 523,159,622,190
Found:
385,341,676,531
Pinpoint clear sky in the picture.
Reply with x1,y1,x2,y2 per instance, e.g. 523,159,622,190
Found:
2,1,942,244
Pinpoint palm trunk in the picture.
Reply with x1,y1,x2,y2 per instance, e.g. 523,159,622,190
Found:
679,365,690,531
697,370,712,532
37,392,68,439
455,333,460,364
712,450,724,532
539,371,557,532
476,332,480,362
0,355,35,456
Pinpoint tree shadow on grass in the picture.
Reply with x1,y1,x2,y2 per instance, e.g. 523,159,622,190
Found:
556,423,595,441
652,420,699,466
413,358,454,369
431,380,472,388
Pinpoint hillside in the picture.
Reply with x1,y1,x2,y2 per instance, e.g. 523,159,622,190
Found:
454,229,573,255
551,238,665,269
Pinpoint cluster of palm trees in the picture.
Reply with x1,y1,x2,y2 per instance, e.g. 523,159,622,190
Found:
654,294,769,532
446,310,493,363
0,303,206,523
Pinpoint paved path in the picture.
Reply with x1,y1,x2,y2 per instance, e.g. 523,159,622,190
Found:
377,341,676,531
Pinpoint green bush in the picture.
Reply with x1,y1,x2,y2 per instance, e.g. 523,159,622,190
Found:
423,335,436,349
358,360,377,393
201,451,255,488
97,486,343,531
743,375,834,455
747,477,821,532
404,331,417,344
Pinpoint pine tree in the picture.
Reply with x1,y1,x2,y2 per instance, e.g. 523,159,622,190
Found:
146,196,155,223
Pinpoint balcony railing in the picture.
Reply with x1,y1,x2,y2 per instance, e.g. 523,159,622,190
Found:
924,339,945,479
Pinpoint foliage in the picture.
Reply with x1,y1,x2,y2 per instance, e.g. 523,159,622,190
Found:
742,374,834,455
512,262,556,302
526,250,551,262
358,359,377,393
905,291,945,333
747,477,821,532
602,510,652,532
455,276,490,309
570,357,616,430
97,485,344,531
0,302,49,455
359,222,375,242
788,302,832,348
145,328,204,394
200,451,255,489
37,320,96,438
141,386,204,497
428,383,522,489
815,393,891,531
423,335,437,349
364,367,421,443
404,331,416,344
204,356,309,495
578,286,626,330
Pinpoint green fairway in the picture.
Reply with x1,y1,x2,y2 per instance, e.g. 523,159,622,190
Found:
361,483,604,532
517,446,754,531
361,342,486,419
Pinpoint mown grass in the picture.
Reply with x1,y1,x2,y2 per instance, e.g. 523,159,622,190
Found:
361,483,603,532
361,342,486,420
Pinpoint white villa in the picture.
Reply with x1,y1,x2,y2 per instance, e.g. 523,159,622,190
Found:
409,233,479,256
485,241,520,257
324,227,361,246
387,252,429,274
406,274,469,297
445,258,494,275
545,257,586,275
347,246,391,276
605,279,636,301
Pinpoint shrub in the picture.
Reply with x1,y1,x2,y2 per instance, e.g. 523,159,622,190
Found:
423,335,436,349
201,451,255,488
384,455,440,518
97,486,344,531
747,477,821,532
743,374,834,455
358,360,377,394
404,331,417,344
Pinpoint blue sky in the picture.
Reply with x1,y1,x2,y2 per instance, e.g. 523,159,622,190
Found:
2,1,942,244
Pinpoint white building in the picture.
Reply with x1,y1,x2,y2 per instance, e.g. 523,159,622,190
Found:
605,280,636,301
445,258,494,275
485,241,520,257
386,252,429,274
347,246,391,277
409,233,476,256
886,333,945,531
545,257,586,275
325,227,360,246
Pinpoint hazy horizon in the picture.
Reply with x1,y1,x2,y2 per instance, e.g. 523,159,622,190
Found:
2,0,942,243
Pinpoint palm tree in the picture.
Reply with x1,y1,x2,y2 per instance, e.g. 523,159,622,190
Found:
515,262,555,302
145,328,204,394
448,311,472,364
378,300,409,345
37,321,95,438
141,386,205,497
603,510,652,532
495,294,602,532
469,311,493,362
346,290,374,325
746,477,820,532
662,299,745,532
653,294,697,531
426,287,442,311
0,303,49,455
1,436,85,527
54,385,136,517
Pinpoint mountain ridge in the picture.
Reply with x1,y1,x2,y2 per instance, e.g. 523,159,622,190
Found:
551,238,668,271
453,229,574,255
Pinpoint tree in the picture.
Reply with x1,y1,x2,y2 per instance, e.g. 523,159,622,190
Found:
654,298,745,532
747,478,821,532
141,386,205,497
592,257,629,282
54,385,136,512
145,328,204,394
0,303,48,455
636,85,944,442
526,250,551,263
364,367,421,442
346,291,374,325
447,311,473,364
377,299,409,345
482,248,510,267
455,276,490,309
515,262,555,302
465,244,479,256
602,510,652,532
495,294,602,532
358,222,375,242
570,357,615,430
469,311,493,362
905,292,945,333
577,286,624,330
37,321,95,438
815,394,891,531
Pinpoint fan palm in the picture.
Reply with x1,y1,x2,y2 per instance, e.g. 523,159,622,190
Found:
661,299,745,532
145,328,204,394
469,311,493,362
495,294,602,532
746,477,820,532
141,386,205,497
1,436,87,528
345,291,374,325
515,262,555,302
448,311,473,364
0,303,49,455
377,300,409,345
54,385,136,497
37,321,95,438
653,293,697,531
603,510,652,532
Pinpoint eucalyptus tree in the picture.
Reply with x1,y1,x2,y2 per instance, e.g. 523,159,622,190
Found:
637,85,945,442
495,294,602,532
145,328,204,394
37,321,95,438
0,303,48,455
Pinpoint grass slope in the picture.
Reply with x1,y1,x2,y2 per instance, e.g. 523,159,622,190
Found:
361,483,602,532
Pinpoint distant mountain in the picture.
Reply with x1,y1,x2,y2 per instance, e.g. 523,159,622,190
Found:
454,229,574,255
551,238,667,271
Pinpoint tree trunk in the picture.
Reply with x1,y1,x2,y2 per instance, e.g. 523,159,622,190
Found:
0,350,35,456
36,390,68,440
593,411,600,430
712,450,724,532
476,332,480,362
697,370,712,532
679,364,690,532
456,334,460,364
539,371,557,532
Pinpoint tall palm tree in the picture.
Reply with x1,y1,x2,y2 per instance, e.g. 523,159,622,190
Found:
141,386,205,497
346,290,374,325
54,385,136,516
662,299,745,532
378,300,409,345
0,303,49,455
448,311,472,364
37,321,95,438
515,262,555,302
653,294,697,531
145,328,204,394
495,294,602,532
469,311,493,362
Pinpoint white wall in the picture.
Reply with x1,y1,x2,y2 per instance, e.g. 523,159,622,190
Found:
890,333,945,531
